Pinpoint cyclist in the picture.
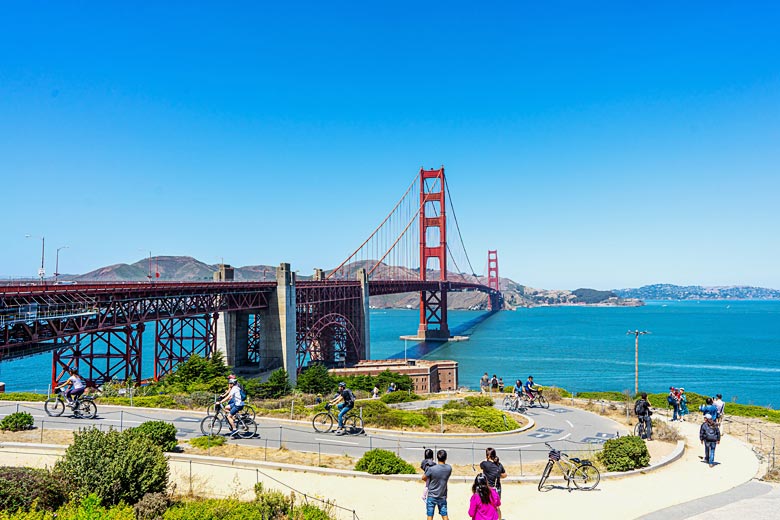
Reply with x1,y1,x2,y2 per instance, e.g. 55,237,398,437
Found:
218,378,244,437
634,392,653,440
524,376,538,403
56,368,86,408
328,381,355,436
513,379,524,406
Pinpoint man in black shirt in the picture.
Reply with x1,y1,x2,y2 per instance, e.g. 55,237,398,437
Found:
634,392,653,440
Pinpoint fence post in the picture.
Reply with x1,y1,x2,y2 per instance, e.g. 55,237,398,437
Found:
290,399,294,420
40,420,44,443
279,426,283,447
518,449,523,476
265,438,268,461
120,410,124,431
189,460,192,495
16,403,19,413
318,443,321,466
256,468,259,484
369,435,372,450
471,441,475,469
440,413,444,433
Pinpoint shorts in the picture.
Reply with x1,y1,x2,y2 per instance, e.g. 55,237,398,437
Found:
425,495,447,517
230,404,244,416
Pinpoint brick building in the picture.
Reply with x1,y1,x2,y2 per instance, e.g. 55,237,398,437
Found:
329,359,458,394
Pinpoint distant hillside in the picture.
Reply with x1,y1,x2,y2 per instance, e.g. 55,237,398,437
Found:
68,255,640,309
614,284,780,300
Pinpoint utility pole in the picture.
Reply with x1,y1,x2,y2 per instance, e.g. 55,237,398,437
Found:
627,330,650,396
55,246,69,283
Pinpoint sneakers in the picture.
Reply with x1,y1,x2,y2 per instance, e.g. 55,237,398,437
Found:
335,428,345,436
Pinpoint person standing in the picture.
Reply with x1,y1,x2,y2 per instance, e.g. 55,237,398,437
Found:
667,387,680,421
498,378,504,393
423,449,452,520
490,374,499,394
480,373,489,394
699,414,721,467
634,392,653,440
699,397,718,420
479,447,506,520
420,448,436,501
468,473,500,520
714,394,725,426
679,388,689,421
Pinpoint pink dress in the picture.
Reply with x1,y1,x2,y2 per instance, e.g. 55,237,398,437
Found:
468,488,501,520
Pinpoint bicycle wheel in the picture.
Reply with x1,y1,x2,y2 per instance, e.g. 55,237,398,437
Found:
502,395,512,410
237,417,257,439
76,400,97,419
634,420,646,438
243,404,256,421
538,395,549,409
44,397,65,417
200,415,223,436
571,464,600,490
312,412,333,433
344,414,364,435
206,403,217,416
538,461,554,491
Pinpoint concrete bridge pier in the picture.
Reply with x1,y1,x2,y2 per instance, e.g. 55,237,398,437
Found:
215,310,249,368
265,263,297,386
357,268,370,360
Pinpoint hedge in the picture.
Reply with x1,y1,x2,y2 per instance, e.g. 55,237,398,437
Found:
597,435,650,471
127,421,178,452
0,467,67,512
0,412,34,432
354,449,416,475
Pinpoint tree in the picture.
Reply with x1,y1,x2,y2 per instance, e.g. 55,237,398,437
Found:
296,364,335,395
259,368,292,398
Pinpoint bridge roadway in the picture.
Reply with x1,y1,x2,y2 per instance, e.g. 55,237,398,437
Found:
0,398,628,465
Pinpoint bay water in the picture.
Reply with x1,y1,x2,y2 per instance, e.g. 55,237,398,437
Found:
2,301,779,408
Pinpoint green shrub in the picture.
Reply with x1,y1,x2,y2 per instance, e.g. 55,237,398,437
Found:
55,493,134,520
0,392,47,402
355,400,430,429
188,391,215,408
163,499,277,519
189,435,225,449
295,503,335,520
443,407,518,432
380,391,422,404
134,492,169,520
342,370,412,393
464,395,495,407
296,364,336,395
0,467,67,512
252,483,290,517
158,352,230,394
54,428,169,505
354,449,416,475
577,391,629,402
597,435,650,471
0,412,34,432
258,368,292,398
128,421,178,452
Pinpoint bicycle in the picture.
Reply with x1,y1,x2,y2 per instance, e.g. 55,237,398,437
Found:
538,442,600,492
207,400,256,421
200,402,257,439
312,403,364,434
634,415,652,439
44,388,98,419
502,393,524,411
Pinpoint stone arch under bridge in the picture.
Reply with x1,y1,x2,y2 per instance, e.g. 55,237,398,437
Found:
297,312,362,372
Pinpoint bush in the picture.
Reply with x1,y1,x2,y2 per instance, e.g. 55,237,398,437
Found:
0,412,34,432
159,352,230,394
380,392,422,404
54,427,169,505
464,395,494,407
296,364,336,395
188,391,215,408
0,392,48,402
443,406,518,432
253,483,290,517
163,499,277,520
0,467,67,512
354,449,416,475
597,435,650,471
128,421,178,452
52,493,134,520
134,492,169,520
188,435,226,449
258,368,292,398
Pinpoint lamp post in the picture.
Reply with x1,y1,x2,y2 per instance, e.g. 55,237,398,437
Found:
54,246,69,283
627,330,650,396
25,234,45,283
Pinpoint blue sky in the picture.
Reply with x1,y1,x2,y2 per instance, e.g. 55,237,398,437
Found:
1,2,778,289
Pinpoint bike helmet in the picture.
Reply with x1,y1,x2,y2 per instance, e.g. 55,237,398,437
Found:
338,381,346,388
228,379,236,385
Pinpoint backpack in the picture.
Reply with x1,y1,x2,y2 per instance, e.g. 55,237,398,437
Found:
634,400,647,416
667,395,676,405
239,384,247,402
491,377,498,386
343,389,355,407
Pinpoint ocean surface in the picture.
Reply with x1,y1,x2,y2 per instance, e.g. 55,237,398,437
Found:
2,301,779,408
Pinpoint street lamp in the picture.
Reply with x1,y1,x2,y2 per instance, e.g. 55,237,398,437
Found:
54,246,69,283
627,330,650,396
25,234,45,283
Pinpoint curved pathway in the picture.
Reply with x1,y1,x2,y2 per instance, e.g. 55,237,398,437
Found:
0,397,627,464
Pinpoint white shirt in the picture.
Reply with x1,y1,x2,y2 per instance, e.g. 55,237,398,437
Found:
228,385,243,406
714,398,725,415
68,374,85,391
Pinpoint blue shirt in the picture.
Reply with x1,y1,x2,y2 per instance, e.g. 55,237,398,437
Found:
699,404,718,419
514,384,523,394
524,380,535,391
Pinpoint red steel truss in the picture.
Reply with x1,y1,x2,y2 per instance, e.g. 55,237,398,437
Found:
52,324,144,387
295,282,364,372
154,313,217,380
418,167,450,339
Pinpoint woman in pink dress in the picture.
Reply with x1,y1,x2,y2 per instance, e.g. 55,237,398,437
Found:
468,473,501,520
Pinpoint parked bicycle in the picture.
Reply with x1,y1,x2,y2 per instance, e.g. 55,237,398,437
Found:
538,442,600,491
634,416,651,439
312,403,364,434
200,402,257,439
44,388,98,419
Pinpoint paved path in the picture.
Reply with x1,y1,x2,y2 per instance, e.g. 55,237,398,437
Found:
0,397,627,464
